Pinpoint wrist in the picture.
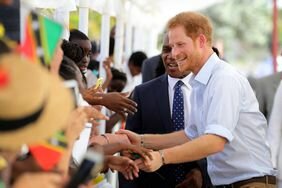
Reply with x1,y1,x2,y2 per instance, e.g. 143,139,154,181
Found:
140,134,145,147
101,134,110,144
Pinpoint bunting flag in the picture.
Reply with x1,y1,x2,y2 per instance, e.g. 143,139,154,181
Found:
20,11,63,66
20,13,39,64
29,131,68,171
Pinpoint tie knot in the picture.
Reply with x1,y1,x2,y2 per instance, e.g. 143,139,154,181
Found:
175,80,184,89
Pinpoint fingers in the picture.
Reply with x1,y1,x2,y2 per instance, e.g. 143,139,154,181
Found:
117,111,127,120
90,120,100,127
83,106,109,122
94,112,109,121
118,105,136,116
134,158,145,169
121,159,139,180
115,129,130,135
121,99,138,115
118,92,138,114
128,147,152,161
140,148,154,160
131,163,139,178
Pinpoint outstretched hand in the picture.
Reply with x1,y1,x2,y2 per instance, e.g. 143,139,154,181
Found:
121,143,153,161
116,129,141,146
99,92,137,117
134,151,163,172
83,106,109,125
104,155,139,180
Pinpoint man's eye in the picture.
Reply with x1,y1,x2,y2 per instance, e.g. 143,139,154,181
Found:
162,47,171,53
177,43,184,47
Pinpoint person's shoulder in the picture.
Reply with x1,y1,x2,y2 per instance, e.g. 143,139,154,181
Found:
213,62,239,79
211,62,245,86
143,54,161,63
136,75,167,90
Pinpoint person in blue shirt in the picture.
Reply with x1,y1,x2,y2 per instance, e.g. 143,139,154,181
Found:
117,11,276,188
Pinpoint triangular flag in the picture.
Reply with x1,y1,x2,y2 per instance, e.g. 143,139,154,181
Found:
28,131,67,171
19,11,63,67
29,143,64,171
39,15,63,65
20,14,39,64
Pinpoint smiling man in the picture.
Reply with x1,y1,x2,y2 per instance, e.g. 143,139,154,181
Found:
117,11,276,188
119,33,208,188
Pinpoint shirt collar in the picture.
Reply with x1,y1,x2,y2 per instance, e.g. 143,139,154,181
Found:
190,52,220,86
168,74,192,90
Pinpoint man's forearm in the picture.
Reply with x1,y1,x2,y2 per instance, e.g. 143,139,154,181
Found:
163,134,226,164
142,130,189,150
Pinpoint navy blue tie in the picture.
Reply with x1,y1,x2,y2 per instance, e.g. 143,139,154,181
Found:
172,80,185,131
172,80,186,184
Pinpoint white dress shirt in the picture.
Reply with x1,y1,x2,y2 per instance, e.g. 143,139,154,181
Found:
267,80,282,169
184,53,275,185
168,74,192,128
266,80,282,187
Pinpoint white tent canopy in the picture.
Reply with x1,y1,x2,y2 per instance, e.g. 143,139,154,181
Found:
23,0,224,28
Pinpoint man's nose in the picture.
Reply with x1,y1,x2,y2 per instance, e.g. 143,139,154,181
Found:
171,47,179,59
167,52,175,60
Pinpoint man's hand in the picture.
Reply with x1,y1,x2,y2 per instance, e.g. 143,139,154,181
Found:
115,129,141,146
134,151,163,172
104,155,139,180
176,168,203,188
115,143,153,160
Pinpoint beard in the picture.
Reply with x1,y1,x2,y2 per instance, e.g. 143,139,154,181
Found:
176,51,200,73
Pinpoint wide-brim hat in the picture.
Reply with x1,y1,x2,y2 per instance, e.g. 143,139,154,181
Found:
0,54,74,151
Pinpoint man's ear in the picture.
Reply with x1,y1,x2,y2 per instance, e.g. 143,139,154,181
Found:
198,34,207,48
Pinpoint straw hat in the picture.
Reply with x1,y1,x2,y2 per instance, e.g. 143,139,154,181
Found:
0,54,74,150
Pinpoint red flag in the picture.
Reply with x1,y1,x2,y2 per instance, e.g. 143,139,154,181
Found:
29,143,64,171
20,15,39,64
19,11,63,66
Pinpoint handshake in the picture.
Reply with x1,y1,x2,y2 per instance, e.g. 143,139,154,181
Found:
87,129,202,188
88,129,166,181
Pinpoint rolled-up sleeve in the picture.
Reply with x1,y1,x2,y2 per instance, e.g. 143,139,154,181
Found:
205,124,234,142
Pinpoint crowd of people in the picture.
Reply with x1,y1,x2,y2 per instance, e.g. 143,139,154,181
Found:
0,4,282,188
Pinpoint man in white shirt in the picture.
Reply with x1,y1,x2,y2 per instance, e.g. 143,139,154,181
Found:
117,11,276,187
267,80,282,187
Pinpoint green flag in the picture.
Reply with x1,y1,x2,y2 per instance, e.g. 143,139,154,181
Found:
39,15,63,65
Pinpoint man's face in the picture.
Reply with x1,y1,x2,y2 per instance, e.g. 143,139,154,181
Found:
72,39,91,74
161,35,189,78
168,25,201,73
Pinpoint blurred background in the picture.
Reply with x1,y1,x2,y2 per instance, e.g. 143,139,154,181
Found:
1,0,282,78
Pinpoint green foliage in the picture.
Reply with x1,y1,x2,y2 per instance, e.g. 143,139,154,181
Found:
70,10,116,41
203,0,274,65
